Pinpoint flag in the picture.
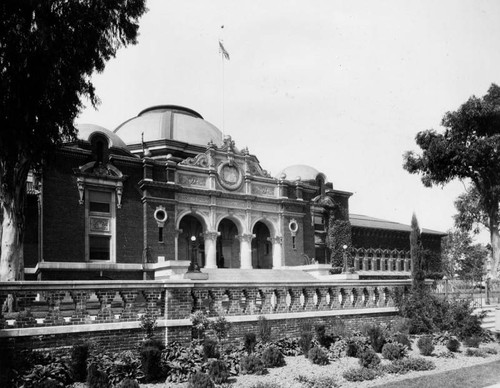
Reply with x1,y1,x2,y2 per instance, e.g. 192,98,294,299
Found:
219,40,230,60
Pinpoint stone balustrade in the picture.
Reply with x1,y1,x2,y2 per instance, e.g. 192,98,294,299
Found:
352,248,411,272
0,279,411,331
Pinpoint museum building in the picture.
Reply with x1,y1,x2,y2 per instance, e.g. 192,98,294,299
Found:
22,105,444,280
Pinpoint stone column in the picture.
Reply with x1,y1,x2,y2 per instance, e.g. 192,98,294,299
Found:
203,231,219,269
174,228,182,260
237,233,255,269
270,236,283,269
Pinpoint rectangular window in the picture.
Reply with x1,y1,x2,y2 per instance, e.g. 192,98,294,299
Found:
87,190,114,262
89,235,111,260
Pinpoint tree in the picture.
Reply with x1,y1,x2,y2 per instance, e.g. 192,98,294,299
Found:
410,213,425,289
441,228,488,281
0,1,147,281
403,84,500,278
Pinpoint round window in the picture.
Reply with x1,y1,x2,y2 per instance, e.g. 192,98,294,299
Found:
289,219,299,233
154,208,168,223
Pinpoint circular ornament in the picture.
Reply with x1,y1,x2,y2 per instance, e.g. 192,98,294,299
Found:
217,161,243,191
289,219,299,234
154,207,168,223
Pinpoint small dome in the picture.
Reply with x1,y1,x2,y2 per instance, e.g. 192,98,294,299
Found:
76,124,128,149
277,164,326,182
114,105,223,147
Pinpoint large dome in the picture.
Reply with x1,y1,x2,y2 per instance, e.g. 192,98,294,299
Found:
114,105,223,147
277,164,326,182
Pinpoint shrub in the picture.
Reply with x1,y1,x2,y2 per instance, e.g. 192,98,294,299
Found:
390,317,411,334
140,346,162,382
140,314,157,340
464,336,481,348
330,317,350,338
250,383,281,388
342,367,377,382
393,357,435,372
203,337,220,359
262,345,285,368
70,342,89,382
191,311,210,340
436,351,456,358
162,342,205,383
345,334,370,357
382,342,407,360
358,348,380,369
267,337,301,357
240,355,267,375
187,371,214,388
118,379,140,388
308,346,329,365
482,347,498,355
22,361,73,388
465,348,489,358
141,338,164,351
361,324,386,353
87,364,110,388
296,375,340,388
211,315,232,342
299,331,314,357
329,339,348,359
38,379,59,388
244,332,257,354
315,324,334,348
446,338,461,352
207,359,229,384
392,333,412,350
417,335,434,356
93,351,144,386
258,316,272,343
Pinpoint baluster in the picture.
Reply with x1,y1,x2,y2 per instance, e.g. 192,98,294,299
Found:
43,291,66,326
329,287,341,309
95,290,116,322
353,288,364,308
142,289,162,318
245,288,258,315
70,290,91,324
302,288,314,311
364,287,375,308
316,287,327,311
228,289,242,315
273,288,286,313
165,288,191,319
15,291,37,328
120,290,139,321
385,287,395,307
260,288,273,314
404,258,411,272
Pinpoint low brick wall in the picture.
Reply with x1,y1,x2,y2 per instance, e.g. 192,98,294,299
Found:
0,279,409,353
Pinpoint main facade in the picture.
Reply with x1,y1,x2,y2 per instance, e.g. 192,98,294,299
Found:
22,105,444,280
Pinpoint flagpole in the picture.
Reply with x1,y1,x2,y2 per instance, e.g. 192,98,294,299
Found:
221,46,225,137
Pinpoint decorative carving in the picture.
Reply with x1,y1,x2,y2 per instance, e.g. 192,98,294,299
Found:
178,174,207,187
177,194,210,204
203,231,220,241
217,199,245,208
289,219,299,236
237,233,255,243
179,153,210,168
90,217,110,232
77,178,84,205
252,184,275,196
247,162,272,178
217,161,243,191
115,185,122,209
268,236,283,245
220,136,237,153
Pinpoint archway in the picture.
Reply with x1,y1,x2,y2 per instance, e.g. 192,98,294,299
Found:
252,221,272,269
179,215,204,267
217,219,240,268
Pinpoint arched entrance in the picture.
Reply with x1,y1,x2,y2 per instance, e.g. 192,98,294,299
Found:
252,222,272,269
217,219,240,268
179,215,204,268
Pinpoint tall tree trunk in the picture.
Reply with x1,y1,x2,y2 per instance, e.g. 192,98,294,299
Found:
490,215,500,278
0,200,23,281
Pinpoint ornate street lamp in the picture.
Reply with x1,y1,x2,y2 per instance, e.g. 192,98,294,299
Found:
188,235,200,273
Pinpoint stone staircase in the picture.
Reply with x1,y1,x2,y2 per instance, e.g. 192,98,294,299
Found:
474,305,498,331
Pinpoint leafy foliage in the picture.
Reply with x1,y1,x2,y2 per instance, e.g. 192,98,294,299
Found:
118,379,140,388
89,350,143,387
342,367,378,382
257,316,272,343
329,339,348,360
140,346,162,383
240,354,267,375
191,311,211,340
357,348,381,369
296,375,340,388
210,314,231,342
140,314,158,340
87,363,110,388
203,337,220,360
315,324,334,348
299,331,314,357
464,336,482,348
162,342,205,383
328,219,352,267
21,361,73,388
403,84,500,278
0,0,147,281
207,359,229,384
417,335,435,356
187,371,214,388
382,343,407,360
384,357,436,374
261,345,285,368
244,332,257,354
70,342,89,382
361,323,386,353
446,338,461,352
391,333,412,350
307,346,329,365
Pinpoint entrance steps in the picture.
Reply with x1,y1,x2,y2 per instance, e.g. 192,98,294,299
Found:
474,305,499,331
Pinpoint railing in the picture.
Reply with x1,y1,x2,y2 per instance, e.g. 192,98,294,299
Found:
352,248,411,272
433,279,500,308
0,279,411,332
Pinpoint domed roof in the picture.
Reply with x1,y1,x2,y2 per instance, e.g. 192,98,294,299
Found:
276,164,326,182
76,124,128,149
114,105,223,147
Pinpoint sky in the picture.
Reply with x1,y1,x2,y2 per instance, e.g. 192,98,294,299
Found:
77,0,500,242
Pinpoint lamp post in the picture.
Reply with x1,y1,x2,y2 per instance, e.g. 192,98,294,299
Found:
188,235,199,273
342,244,348,273
443,275,448,300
